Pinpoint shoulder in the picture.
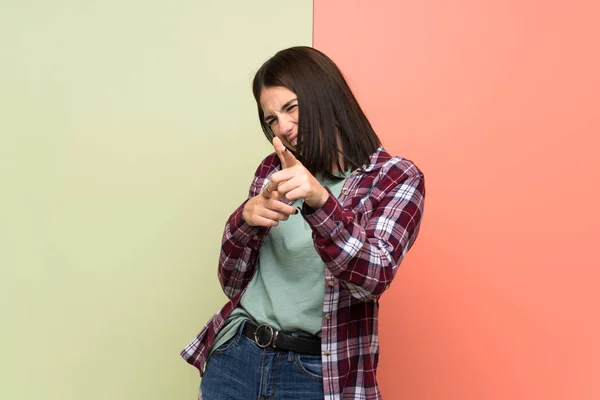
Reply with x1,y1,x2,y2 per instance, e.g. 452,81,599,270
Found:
246,153,282,196
353,148,425,200
382,156,424,181
253,152,281,178
367,148,424,181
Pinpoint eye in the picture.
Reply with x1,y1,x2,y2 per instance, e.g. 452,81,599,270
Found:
287,104,298,112
266,118,277,127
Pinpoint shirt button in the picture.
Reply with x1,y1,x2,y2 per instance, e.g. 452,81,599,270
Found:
325,313,331,320
328,281,334,288
323,350,331,356
342,189,349,195
252,235,259,241
352,170,360,176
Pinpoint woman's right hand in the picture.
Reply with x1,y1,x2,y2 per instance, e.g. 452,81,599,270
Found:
242,188,298,227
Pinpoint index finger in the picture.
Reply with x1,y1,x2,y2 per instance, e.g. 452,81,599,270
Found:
273,137,299,169
261,183,281,199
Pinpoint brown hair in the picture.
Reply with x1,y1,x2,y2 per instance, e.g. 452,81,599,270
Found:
252,46,381,179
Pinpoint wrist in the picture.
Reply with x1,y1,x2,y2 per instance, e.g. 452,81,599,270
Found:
241,201,255,226
306,186,329,209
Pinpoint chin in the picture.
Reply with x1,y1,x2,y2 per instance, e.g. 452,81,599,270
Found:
284,141,296,150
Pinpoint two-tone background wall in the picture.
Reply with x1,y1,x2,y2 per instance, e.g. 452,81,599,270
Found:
2,1,598,399
315,1,600,399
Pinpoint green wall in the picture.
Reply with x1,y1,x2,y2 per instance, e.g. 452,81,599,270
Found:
0,1,312,399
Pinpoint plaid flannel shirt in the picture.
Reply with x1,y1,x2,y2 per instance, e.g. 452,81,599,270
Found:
181,147,425,399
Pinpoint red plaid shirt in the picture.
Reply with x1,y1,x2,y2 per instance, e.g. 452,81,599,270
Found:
181,147,425,399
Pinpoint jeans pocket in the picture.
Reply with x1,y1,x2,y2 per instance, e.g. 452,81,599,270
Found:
294,354,323,380
211,336,237,355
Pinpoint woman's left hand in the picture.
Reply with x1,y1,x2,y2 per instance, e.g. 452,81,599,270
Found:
264,137,329,209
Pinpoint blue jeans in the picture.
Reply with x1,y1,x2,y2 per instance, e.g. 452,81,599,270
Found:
200,321,324,400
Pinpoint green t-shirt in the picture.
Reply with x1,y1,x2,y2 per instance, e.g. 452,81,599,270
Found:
209,173,348,353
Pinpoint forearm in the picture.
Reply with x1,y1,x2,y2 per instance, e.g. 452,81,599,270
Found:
303,173,425,300
218,201,267,298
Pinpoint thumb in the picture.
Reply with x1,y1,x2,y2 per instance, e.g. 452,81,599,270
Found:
273,137,299,169
261,178,281,199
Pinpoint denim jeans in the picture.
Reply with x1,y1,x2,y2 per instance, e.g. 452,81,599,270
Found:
200,321,324,400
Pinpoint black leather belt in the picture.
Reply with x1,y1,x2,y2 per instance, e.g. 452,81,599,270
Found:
242,320,321,355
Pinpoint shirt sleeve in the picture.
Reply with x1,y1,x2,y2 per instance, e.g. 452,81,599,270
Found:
302,159,425,301
217,154,279,299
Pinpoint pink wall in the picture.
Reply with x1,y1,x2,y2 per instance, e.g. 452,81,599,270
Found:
314,1,600,399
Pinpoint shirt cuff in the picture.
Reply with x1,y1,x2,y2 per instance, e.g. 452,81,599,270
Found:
302,190,345,238
230,201,266,247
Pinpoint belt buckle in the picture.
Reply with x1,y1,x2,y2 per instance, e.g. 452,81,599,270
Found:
253,324,274,348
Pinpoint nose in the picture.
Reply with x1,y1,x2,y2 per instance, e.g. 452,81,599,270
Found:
277,114,294,135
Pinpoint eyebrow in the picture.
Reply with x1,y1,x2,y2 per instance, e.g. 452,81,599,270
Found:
263,98,298,123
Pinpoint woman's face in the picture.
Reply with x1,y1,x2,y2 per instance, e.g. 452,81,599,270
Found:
260,86,299,151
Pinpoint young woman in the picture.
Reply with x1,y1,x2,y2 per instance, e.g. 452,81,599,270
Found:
182,46,426,400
